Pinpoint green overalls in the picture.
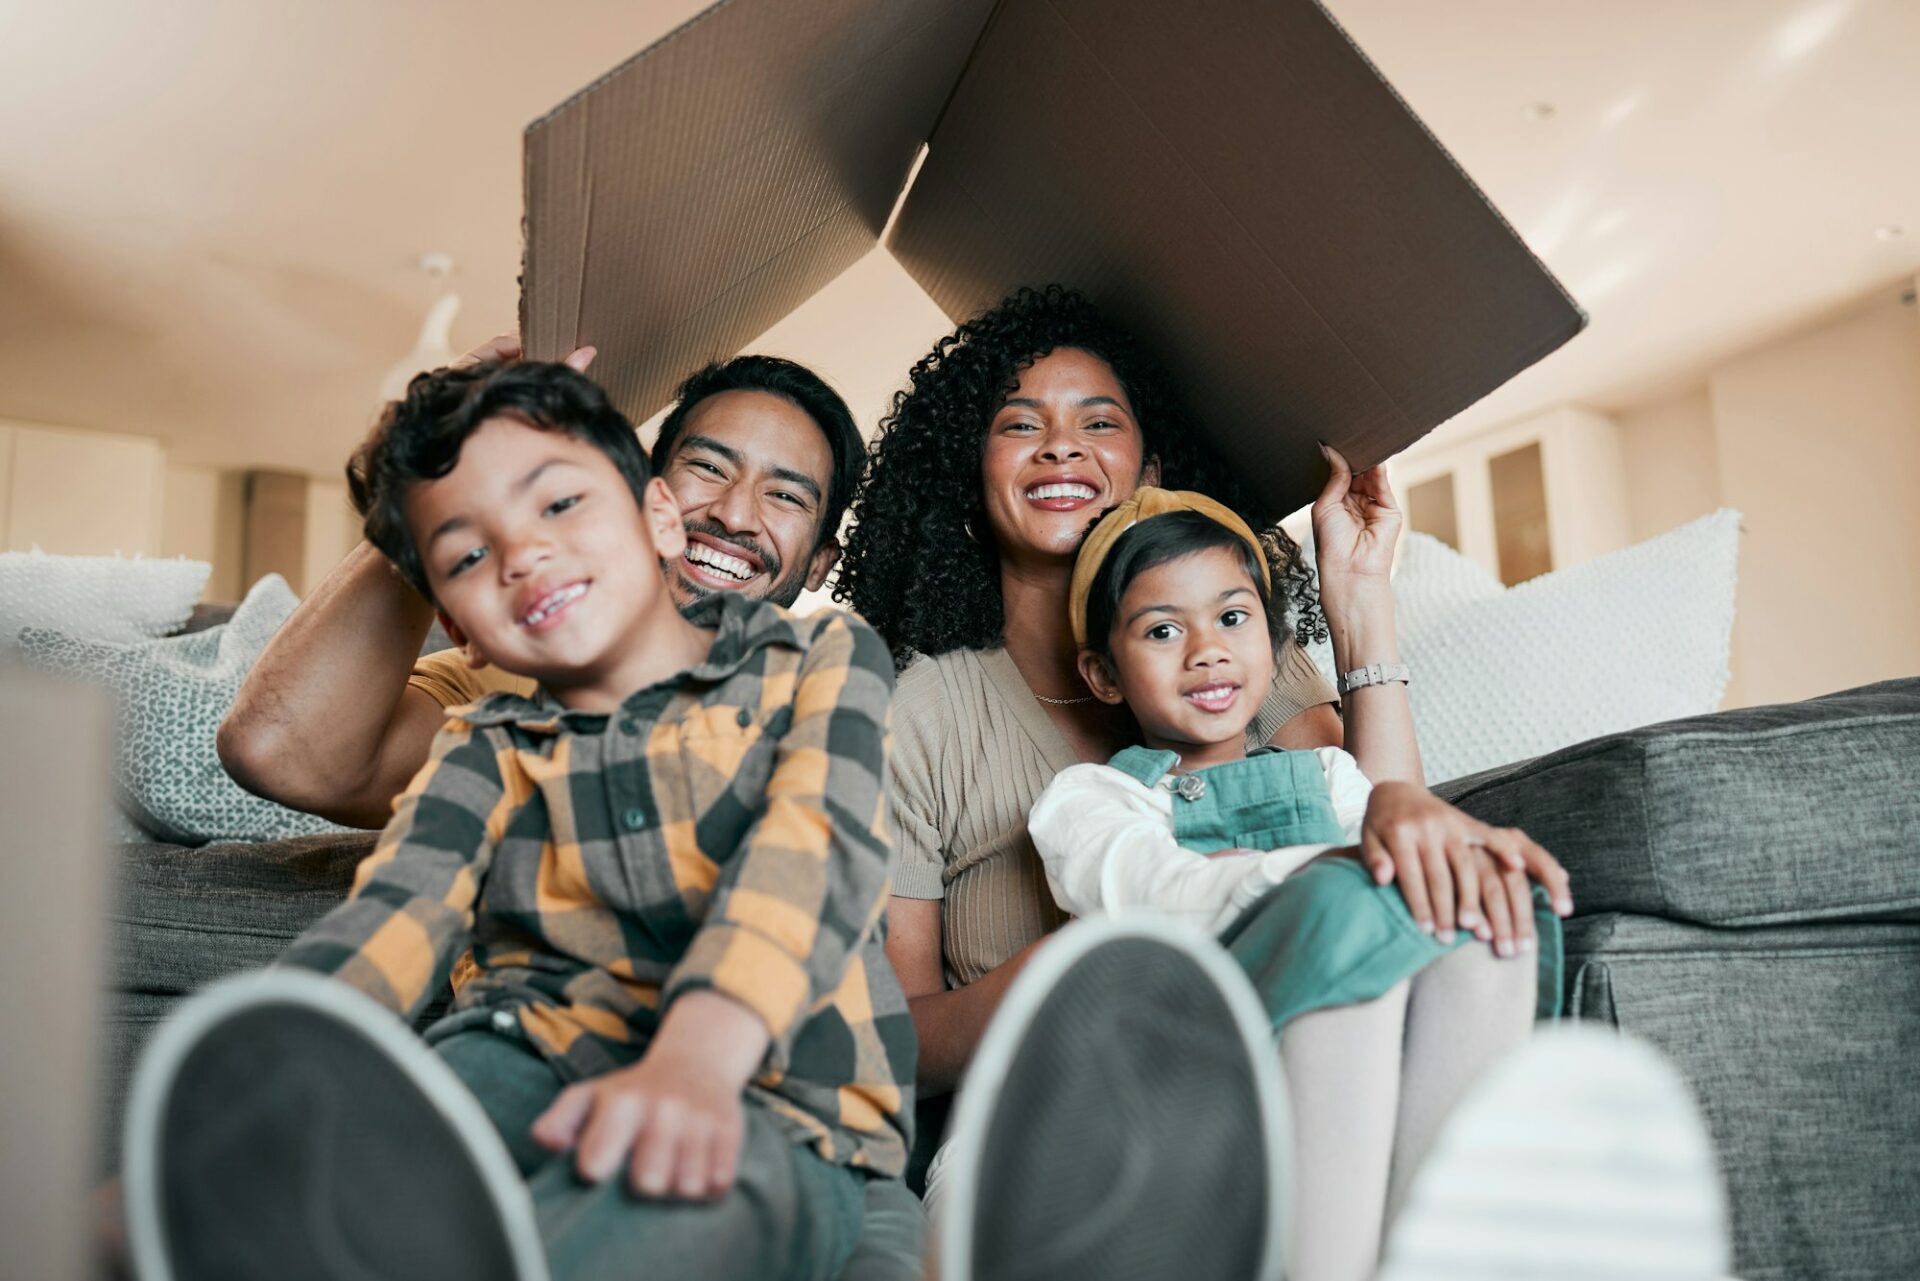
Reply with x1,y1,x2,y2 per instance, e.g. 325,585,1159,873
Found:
1106,746,1562,1029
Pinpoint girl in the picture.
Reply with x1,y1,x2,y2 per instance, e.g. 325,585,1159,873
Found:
1028,487,1569,1280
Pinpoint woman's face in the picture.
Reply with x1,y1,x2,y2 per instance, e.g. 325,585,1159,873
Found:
979,347,1159,565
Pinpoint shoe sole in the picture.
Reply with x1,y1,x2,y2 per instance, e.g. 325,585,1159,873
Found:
1379,1024,1729,1281
938,917,1289,1281
123,969,550,1281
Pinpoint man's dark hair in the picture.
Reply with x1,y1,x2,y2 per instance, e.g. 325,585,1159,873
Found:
347,360,649,600
1082,510,1294,661
650,355,863,550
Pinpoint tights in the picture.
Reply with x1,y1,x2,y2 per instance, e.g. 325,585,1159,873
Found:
1278,944,1536,1281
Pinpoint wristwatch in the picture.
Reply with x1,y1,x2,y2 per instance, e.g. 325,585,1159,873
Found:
1336,662,1411,697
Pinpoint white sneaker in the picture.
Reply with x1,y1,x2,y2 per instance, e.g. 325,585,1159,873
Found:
1379,1024,1729,1281
937,917,1290,1281
123,969,549,1281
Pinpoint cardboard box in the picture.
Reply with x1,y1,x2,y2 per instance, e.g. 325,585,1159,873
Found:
523,0,1583,516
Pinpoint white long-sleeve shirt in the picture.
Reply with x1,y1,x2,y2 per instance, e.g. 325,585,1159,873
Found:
1027,748,1374,934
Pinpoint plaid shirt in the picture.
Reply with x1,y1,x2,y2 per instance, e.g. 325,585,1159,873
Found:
281,593,915,1174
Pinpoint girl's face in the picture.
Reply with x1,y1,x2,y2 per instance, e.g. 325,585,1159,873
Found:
1079,544,1276,770
979,348,1159,566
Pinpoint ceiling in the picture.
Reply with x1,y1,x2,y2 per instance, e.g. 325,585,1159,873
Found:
1,0,1915,475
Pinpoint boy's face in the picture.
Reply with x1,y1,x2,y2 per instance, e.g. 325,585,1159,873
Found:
657,390,841,608
1078,544,1276,770
410,415,687,695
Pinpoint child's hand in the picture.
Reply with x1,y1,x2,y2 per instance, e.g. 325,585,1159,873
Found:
529,989,769,1200
1358,782,1572,945
530,1049,746,1200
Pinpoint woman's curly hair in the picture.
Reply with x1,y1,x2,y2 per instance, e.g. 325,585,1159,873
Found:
836,284,1322,666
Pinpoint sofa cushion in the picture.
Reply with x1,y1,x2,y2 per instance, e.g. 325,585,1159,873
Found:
1435,677,1920,927
113,833,377,994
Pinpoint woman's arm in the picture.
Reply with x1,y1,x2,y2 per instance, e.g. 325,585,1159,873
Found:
884,896,1044,1097
1309,445,1423,784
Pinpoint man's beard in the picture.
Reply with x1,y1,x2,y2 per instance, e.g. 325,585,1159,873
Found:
673,518,803,608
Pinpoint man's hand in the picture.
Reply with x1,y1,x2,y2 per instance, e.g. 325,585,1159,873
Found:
529,990,768,1200
1355,781,1573,953
451,332,597,374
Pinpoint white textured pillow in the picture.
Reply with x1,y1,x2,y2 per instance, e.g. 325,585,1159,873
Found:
16,574,355,844
0,550,209,652
1306,511,1741,785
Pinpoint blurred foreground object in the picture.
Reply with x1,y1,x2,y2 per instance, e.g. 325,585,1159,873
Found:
0,670,111,1281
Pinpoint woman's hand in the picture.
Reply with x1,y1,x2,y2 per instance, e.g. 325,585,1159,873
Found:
1310,443,1402,593
1356,781,1573,955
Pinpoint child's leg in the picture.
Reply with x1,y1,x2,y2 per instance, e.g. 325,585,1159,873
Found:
1277,981,1410,1281
526,1103,865,1281
433,1027,573,1174
1385,941,1536,1231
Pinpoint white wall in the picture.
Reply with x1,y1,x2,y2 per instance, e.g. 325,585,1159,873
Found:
1706,289,1920,706
1616,388,1721,543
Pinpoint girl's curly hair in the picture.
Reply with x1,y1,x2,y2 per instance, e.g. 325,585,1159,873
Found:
835,284,1323,666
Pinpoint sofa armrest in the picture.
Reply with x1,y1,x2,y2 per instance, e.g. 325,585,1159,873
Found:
1434,678,1920,928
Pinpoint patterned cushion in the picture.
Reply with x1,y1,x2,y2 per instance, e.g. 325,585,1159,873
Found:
1307,511,1740,784
17,575,355,844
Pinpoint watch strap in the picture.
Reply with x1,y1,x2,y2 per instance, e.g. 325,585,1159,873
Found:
1336,661,1411,697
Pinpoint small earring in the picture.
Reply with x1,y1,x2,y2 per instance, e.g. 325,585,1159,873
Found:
963,518,980,545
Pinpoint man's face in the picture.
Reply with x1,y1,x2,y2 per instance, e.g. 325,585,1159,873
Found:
657,390,841,609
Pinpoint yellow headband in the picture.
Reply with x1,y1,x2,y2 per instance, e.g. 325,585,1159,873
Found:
1068,487,1270,647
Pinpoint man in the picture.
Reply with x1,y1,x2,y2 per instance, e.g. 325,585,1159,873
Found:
219,335,865,830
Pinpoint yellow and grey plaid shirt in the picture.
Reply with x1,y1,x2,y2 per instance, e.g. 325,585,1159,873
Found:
281,593,914,1174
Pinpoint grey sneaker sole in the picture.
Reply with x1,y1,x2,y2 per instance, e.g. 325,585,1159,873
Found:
1379,1024,1729,1281
123,969,549,1281
939,917,1289,1281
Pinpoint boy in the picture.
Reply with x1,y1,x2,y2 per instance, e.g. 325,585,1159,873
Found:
122,360,913,1281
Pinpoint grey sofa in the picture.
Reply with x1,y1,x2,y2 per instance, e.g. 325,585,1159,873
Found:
100,677,1920,1278
1436,676,1920,1280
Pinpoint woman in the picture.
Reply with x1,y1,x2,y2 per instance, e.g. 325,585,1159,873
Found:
838,286,1566,1277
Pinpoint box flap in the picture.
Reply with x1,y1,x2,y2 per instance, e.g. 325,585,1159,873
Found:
888,0,1585,515
522,0,997,418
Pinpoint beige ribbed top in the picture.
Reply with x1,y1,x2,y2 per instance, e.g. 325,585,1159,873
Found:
889,641,1336,987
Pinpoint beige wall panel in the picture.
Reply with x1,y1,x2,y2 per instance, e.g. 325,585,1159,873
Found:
1390,406,1631,581
243,470,309,594
1710,295,1920,707
4,421,164,556
159,464,247,601
302,478,359,597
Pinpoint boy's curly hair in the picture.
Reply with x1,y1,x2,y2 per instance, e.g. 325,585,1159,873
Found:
834,284,1321,666
346,360,650,600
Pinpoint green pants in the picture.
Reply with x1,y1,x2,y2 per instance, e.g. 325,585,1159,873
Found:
1218,857,1564,1029
434,1028,866,1281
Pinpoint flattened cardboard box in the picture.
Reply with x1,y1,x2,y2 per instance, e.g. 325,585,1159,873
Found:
524,0,1583,516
